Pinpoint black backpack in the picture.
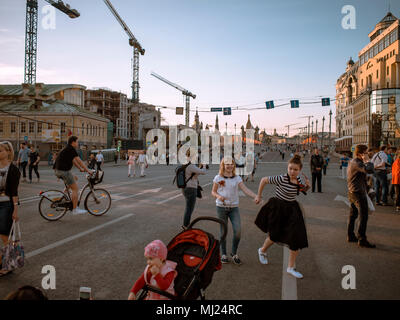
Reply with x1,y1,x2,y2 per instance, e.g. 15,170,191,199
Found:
173,163,195,188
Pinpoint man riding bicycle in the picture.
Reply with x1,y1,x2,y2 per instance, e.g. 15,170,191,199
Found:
54,136,93,215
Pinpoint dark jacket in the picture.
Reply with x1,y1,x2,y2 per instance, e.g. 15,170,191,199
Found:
347,158,374,194
5,163,21,199
310,154,324,173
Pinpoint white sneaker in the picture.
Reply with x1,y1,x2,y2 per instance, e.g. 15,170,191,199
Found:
72,208,87,215
258,248,268,264
287,267,303,279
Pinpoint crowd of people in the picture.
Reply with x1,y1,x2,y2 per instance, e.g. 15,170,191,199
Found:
0,137,398,299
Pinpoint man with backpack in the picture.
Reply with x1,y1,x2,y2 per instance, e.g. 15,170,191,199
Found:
174,151,208,228
371,146,390,206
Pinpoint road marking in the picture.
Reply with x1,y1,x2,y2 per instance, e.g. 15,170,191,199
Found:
157,182,213,205
334,194,351,207
25,214,134,259
112,188,162,202
281,246,297,300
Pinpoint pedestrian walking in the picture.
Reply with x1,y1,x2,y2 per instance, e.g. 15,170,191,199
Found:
347,144,376,248
95,151,104,171
254,154,310,279
28,145,40,183
371,145,390,206
310,148,324,192
87,153,96,170
138,151,148,177
391,149,400,212
114,151,118,164
0,141,21,277
211,156,258,265
128,240,177,300
323,155,330,175
340,153,350,179
16,142,30,182
281,151,285,160
127,152,136,177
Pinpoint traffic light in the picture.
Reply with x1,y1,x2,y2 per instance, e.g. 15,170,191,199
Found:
322,98,330,106
265,101,274,109
223,107,231,115
290,100,299,108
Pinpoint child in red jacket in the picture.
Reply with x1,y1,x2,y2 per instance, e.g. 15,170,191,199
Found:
128,240,177,300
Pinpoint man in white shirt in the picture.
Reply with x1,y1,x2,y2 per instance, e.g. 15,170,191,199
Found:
138,151,147,177
371,146,389,205
96,151,104,171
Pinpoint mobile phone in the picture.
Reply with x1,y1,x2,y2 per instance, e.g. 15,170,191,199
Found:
79,287,91,300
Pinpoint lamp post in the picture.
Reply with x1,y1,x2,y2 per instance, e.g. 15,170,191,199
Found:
315,119,318,149
321,116,325,150
328,110,332,151
311,121,314,148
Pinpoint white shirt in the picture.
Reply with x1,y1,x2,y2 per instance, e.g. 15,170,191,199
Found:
138,154,146,163
213,174,242,207
96,154,104,162
371,151,388,170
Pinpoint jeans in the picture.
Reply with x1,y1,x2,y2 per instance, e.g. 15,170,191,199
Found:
20,161,28,178
341,166,348,179
96,161,102,171
29,164,40,181
374,170,388,204
182,187,197,227
312,171,322,192
216,206,241,255
348,192,369,241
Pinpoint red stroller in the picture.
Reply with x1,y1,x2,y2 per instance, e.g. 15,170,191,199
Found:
137,216,227,300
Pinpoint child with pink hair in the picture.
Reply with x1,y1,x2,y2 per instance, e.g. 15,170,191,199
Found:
128,240,177,300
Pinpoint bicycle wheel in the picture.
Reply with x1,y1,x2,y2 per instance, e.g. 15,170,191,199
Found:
84,188,111,216
38,190,70,221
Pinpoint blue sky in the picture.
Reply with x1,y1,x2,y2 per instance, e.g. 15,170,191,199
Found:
1,0,399,135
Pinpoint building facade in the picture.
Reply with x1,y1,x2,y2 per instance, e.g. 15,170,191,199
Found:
335,12,400,152
0,83,109,158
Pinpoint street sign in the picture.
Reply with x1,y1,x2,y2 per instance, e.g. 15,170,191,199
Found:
223,107,231,115
176,107,184,115
265,101,274,109
322,98,330,106
290,100,299,108
211,107,223,112
24,136,28,141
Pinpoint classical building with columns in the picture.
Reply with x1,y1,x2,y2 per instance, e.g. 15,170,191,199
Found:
335,12,400,152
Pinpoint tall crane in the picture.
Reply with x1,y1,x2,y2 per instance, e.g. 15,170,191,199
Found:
298,115,313,149
103,0,145,103
24,0,80,85
151,71,196,127
284,123,301,137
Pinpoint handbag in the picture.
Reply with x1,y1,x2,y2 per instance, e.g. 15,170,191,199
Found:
197,185,203,199
366,192,375,213
1,221,25,271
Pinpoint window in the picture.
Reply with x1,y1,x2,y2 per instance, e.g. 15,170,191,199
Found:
29,122,35,133
61,122,66,134
387,66,389,75
379,39,384,52
48,122,52,130
37,122,42,133
361,79,363,87
373,44,378,56
21,122,26,133
376,70,379,79
0,121,3,134
369,49,373,59
87,124,89,135
390,51,392,57
385,35,389,48
82,123,85,136
11,122,16,133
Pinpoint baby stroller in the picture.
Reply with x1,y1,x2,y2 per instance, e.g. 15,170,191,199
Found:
137,216,227,300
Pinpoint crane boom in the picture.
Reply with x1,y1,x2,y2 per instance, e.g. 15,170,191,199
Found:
45,0,80,18
151,72,196,98
102,0,144,54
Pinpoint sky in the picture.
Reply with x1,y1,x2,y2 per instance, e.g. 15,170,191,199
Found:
1,0,399,136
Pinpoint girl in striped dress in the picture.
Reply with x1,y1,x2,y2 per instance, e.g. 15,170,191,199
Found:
254,154,310,279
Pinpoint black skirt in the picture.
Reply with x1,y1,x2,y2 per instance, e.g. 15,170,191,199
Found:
255,197,308,251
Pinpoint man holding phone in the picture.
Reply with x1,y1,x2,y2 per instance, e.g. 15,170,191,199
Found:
54,136,93,215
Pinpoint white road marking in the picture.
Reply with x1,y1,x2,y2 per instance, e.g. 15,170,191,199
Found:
334,195,351,207
112,188,162,202
25,214,134,259
281,246,297,300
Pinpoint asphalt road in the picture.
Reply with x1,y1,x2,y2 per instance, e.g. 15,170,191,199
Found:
1,151,399,300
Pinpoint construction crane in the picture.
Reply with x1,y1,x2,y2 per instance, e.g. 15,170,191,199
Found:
284,123,301,137
24,0,80,85
298,115,314,149
103,0,145,103
151,71,196,127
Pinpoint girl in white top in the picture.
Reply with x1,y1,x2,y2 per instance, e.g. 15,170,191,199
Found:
211,157,259,265
127,152,136,177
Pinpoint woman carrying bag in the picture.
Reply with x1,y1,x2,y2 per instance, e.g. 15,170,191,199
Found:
0,141,21,276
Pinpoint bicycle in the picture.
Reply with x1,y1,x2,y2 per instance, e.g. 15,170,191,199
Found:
38,170,112,221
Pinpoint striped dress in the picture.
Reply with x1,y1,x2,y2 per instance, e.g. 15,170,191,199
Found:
255,174,308,250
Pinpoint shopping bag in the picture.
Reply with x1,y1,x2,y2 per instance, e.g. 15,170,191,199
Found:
1,221,25,271
366,192,375,213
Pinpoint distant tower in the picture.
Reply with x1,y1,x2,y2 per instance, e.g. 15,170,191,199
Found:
194,108,200,133
215,114,219,131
